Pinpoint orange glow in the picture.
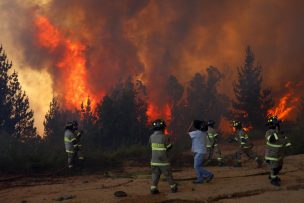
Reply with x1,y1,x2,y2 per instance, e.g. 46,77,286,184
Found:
34,16,99,109
243,125,252,132
35,16,60,50
267,81,302,120
146,103,171,123
218,117,231,135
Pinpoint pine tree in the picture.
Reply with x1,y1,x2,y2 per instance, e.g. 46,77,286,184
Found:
9,71,37,139
96,78,148,147
0,45,13,134
0,45,37,138
232,46,273,128
80,97,99,147
165,75,185,135
166,75,184,107
186,67,229,128
44,96,63,144
187,73,207,120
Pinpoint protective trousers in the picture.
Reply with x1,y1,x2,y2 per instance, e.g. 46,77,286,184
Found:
207,144,222,162
268,160,283,179
151,166,176,190
67,152,77,168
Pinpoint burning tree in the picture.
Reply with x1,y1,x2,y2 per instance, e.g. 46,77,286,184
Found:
232,46,274,129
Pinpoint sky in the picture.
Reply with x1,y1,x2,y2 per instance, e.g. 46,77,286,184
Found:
0,0,303,134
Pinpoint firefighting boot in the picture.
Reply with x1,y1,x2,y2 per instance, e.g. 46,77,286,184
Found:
269,175,281,182
170,184,178,193
150,186,160,195
217,158,223,167
270,177,281,187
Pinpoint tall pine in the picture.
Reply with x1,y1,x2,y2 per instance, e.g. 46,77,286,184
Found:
0,45,13,134
0,45,37,138
96,78,148,147
44,96,63,144
9,71,37,139
232,46,273,128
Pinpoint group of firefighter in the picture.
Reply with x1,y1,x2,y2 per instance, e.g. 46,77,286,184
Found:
64,115,291,195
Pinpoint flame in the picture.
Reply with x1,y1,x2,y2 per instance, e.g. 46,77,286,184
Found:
267,81,302,120
146,103,172,136
146,103,171,123
242,125,252,132
34,16,99,109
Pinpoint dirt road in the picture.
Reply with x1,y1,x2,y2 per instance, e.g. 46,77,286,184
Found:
0,154,303,203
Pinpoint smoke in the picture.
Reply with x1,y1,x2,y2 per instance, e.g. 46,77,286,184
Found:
0,0,304,133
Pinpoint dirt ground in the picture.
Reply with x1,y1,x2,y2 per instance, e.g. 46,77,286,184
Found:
0,153,304,203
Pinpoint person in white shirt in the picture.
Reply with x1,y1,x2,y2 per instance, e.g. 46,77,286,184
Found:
189,120,214,184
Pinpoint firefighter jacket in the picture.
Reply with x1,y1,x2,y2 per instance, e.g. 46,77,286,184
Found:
149,130,172,166
207,127,218,148
265,129,291,162
234,129,251,149
64,129,77,154
74,130,83,149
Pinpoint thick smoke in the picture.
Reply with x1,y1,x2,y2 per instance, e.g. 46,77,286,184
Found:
0,0,304,132
46,0,304,101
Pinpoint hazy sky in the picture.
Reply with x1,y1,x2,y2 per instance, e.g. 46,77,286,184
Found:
0,0,303,134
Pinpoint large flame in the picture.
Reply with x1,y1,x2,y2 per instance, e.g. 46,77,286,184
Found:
34,16,99,109
267,81,302,120
146,103,172,123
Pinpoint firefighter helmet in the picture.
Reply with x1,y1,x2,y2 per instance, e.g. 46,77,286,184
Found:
65,120,78,130
267,115,281,128
65,121,74,130
207,120,215,127
152,119,166,131
232,120,242,129
72,120,78,129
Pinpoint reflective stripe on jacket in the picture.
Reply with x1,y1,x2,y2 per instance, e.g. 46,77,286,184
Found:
265,129,291,161
207,127,218,148
149,131,171,166
64,129,76,153
235,129,251,148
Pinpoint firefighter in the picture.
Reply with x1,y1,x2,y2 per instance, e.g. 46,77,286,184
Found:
189,120,214,184
64,121,83,168
206,120,223,166
232,120,262,167
265,116,291,186
149,119,178,194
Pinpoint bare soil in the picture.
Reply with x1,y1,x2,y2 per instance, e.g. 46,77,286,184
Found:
0,153,303,203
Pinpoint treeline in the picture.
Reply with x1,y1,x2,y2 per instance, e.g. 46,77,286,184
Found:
0,44,303,172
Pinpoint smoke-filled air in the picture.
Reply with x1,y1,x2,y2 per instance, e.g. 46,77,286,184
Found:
0,1,304,202
0,0,303,134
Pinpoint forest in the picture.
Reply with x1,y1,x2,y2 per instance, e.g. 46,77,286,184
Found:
0,45,303,173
